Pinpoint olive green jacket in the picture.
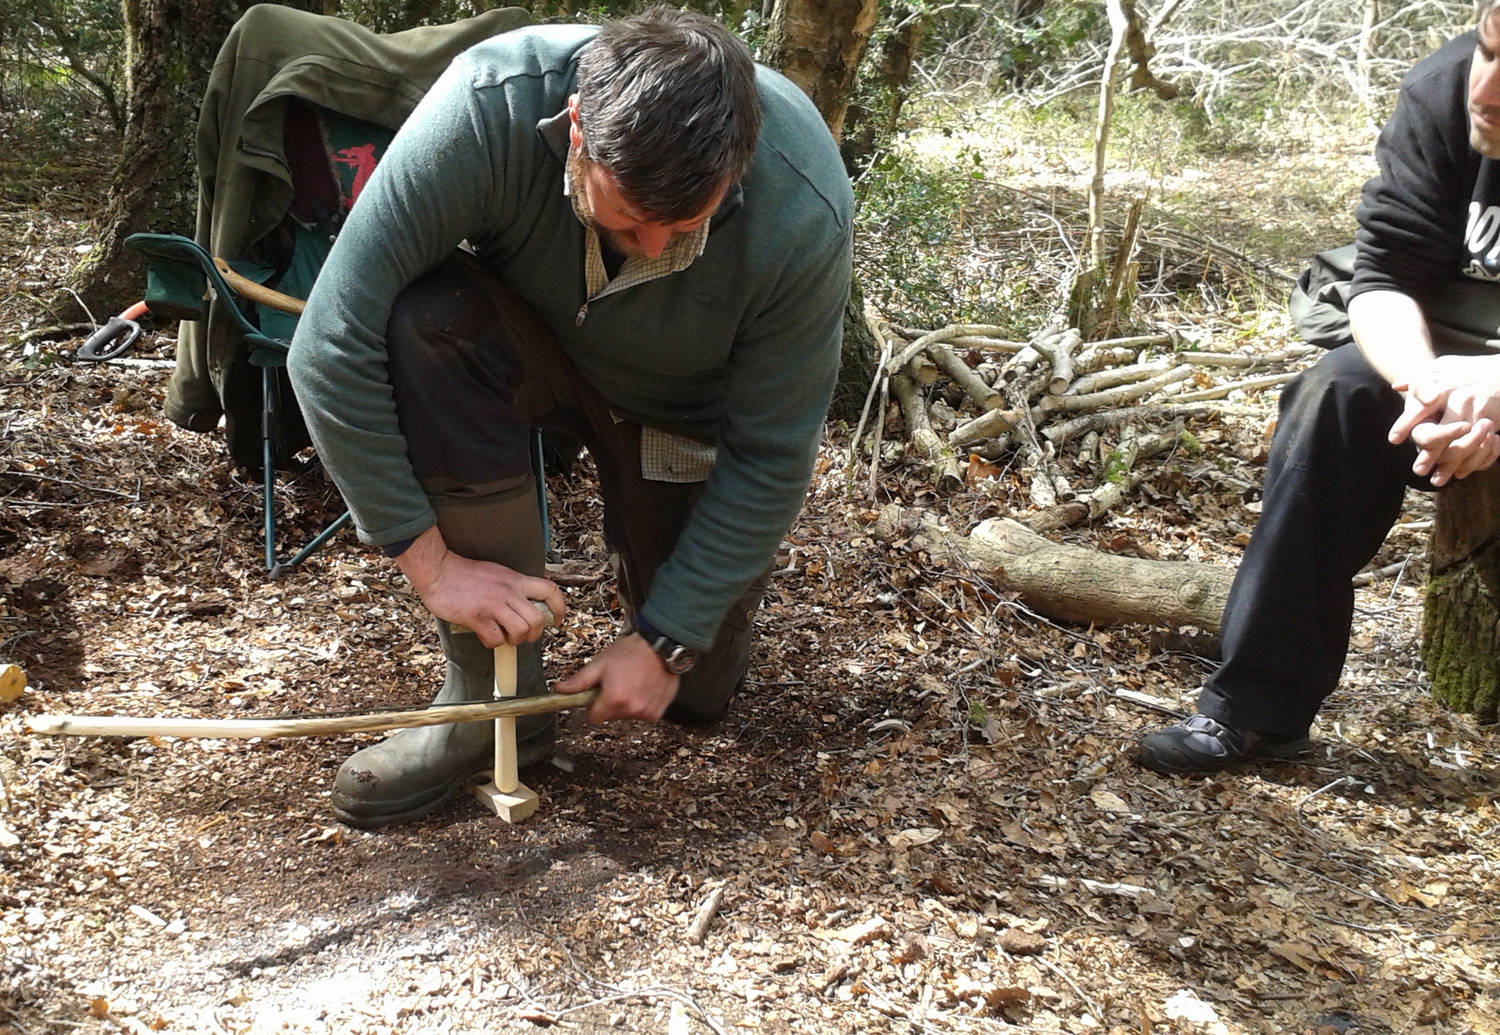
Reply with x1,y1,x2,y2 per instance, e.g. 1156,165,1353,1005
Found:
165,1,530,462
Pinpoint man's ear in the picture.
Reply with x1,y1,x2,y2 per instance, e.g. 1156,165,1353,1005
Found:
567,93,584,151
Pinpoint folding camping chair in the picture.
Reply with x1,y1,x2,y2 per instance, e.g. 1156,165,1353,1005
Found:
73,5,539,577
122,230,353,577
80,96,550,578
73,100,393,577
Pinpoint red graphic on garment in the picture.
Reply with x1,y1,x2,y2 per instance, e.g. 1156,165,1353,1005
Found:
331,143,380,209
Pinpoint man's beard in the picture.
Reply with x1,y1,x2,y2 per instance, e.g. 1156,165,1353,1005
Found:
567,147,647,260
1474,123,1500,158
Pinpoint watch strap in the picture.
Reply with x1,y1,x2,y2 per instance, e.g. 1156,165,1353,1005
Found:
633,614,698,674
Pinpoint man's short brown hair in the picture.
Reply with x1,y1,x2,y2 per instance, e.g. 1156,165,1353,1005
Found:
575,7,761,224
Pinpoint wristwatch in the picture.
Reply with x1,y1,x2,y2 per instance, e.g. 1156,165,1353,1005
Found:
632,614,698,675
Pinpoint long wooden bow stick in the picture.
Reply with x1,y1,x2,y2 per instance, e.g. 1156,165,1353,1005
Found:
26,690,599,741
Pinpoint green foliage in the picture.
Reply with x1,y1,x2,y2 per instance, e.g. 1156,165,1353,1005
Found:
1101,447,1132,486
992,1,1102,89
854,141,1055,334
967,700,987,728
0,0,124,137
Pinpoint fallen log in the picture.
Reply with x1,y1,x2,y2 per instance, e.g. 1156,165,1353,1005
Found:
948,404,1031,448
926,344,1004,411
1032,327,1082,395
872,504,1230,630
1170,371,1296,403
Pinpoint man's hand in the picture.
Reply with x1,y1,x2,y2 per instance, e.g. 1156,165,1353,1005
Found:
554,634,679,723
1388,353,1500,486
395,525,567,647
1406,416,1500,484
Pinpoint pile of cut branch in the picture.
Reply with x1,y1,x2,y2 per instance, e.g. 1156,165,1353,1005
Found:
852,313,1319,534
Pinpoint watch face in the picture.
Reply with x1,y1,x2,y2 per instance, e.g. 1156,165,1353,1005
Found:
662,644,697,674
642,629,697,674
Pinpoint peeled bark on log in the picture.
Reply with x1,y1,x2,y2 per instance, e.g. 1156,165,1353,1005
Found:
872,505,1231,630
1039,363,1194,413
888,324,1012,374
891,372,964,492
927,345,1004,410
1170,371,1296,403
1421,465,1500,721
1032,328,1082,395
1074,345,1142,375
1069,357,1174,396
948,405,1030,448
892,326,1028,353
1177,347,1316,369
1028,464,1058,508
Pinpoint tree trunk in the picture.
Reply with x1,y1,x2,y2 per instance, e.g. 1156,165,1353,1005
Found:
1069,0,1130,339
64,0,238,316
841,3,927,166
67,0,319,318
1421,466,1500,722
872,505,1232,630
758,0,879,424
760,0,878,145
831,271,879,425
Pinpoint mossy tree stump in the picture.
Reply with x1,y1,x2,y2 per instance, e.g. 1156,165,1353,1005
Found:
1421,464,1500,721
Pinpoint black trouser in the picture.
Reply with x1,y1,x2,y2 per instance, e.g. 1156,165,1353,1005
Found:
384,252,764,719
1197,344,1438,736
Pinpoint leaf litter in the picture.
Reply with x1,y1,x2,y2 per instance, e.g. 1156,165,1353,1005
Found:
2,170,1499,1035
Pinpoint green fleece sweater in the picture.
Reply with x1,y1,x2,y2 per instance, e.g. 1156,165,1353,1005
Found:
287,24,853,650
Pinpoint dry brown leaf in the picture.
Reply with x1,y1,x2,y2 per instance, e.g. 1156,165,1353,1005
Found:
999,928,1046,956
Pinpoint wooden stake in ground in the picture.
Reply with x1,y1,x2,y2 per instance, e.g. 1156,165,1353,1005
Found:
472,637,540,823
462,601,555,824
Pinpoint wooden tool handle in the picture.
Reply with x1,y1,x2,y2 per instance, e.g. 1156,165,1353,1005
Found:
213,258,306,316
26,689,599,740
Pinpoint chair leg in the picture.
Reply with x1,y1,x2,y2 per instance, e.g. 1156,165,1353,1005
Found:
261,365,352,579
273,511,352,578
262,367,278,573
531,427,556,563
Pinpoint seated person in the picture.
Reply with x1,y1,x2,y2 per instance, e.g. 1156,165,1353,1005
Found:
1137,1,1500,774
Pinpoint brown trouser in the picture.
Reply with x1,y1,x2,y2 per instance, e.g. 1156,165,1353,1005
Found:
384,252,764,720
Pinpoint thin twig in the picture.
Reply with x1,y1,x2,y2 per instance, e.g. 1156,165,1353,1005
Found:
687,885,725,945
1296,775,1364,828
1035,956,1104,1024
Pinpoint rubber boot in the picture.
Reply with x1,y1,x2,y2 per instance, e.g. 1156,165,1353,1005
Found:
331,484,554,827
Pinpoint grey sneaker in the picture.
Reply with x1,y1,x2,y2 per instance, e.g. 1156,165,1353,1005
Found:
1137,713,1311,775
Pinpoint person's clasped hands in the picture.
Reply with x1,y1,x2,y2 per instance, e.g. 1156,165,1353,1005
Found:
1388,352,1500,485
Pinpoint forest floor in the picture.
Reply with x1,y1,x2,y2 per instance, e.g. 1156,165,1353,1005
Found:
2,102,1499,1035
